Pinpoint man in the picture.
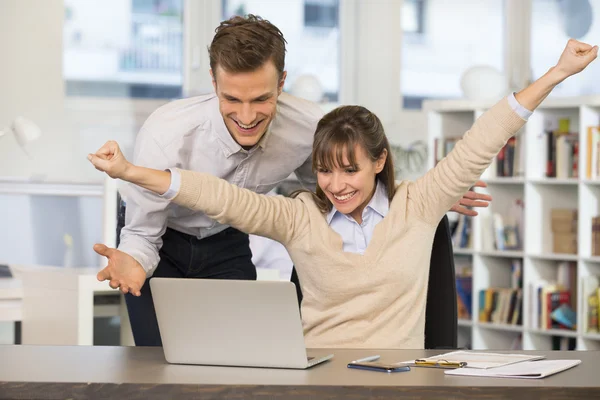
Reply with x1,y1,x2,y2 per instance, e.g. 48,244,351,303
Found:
92,14,490,346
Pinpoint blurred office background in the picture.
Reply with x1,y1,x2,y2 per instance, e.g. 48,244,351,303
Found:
1,0,600,348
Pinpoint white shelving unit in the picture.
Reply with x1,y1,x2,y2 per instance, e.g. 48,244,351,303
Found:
425,96,600,351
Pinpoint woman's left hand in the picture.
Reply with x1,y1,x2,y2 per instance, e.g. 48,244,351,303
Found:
88,140,132,180
553,39,598,82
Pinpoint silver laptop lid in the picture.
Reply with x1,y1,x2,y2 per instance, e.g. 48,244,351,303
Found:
150,278,310,368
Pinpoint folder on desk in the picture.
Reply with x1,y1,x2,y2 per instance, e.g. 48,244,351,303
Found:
444,359,581,379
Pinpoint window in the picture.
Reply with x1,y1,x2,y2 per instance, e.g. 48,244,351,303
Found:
531,0,600,96
401,0,505,109
304,0,338,28
222,0,340,103
63,0,184,98
403,0,425,34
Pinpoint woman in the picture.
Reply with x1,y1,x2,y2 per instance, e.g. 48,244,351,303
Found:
89,39,596,349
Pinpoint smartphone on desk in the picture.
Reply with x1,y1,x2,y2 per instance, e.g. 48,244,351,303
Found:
347,362,411,373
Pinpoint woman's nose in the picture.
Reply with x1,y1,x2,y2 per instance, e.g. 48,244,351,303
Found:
329,173,346,192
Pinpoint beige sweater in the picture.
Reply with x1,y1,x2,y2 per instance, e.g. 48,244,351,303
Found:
172,98,526,349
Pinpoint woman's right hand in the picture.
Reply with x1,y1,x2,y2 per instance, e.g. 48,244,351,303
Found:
88,140,132,180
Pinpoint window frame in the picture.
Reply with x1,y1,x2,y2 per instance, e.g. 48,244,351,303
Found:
186,0,531,110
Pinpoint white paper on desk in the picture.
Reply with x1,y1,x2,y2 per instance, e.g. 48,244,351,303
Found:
400,351,545,369
444,359,581,379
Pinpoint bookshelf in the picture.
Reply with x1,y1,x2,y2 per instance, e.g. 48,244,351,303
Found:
425,96,600,351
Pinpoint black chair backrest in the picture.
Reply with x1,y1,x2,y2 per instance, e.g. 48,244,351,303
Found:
424,215,458,349
289,214,458,350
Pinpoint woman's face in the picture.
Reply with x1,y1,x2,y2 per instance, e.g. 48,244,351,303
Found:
317,144,386,222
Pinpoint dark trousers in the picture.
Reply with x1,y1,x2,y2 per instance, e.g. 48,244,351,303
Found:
124,227,256,346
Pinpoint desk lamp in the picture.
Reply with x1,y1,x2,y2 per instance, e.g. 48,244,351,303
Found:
0,116,42,156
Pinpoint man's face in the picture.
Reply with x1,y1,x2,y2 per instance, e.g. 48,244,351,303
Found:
212,61,286,148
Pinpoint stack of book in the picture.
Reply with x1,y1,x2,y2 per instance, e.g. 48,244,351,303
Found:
544,118,579,178
478,287,523,326
529,262,577,331
551,209,577,254
495,135,523,177
478,260,523,326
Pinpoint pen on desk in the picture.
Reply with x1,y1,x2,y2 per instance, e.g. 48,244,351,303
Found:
414,359,467,368
350,355,381,363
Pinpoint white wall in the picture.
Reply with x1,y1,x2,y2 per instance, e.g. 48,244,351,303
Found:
0,1,161,268
352,0,403,135
0,0,71,181
347,0,428,175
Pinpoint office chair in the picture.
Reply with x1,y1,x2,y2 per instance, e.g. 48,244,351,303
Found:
289,214,458,350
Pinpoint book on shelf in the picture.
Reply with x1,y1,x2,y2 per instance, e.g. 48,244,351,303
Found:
436,134,525,177
494,134,524,177
529,262,577,330
491,200,524,251
592,216,600,256
511,259,522,289
586,126,600,179
588,291,599,332
433,137,460,165
543,118,579,178
582,276,600,333
478,287,523,326
479,267,523,326
456,265,472,320
450,213,472,249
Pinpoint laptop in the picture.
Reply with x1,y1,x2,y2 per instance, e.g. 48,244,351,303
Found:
150,278,334,369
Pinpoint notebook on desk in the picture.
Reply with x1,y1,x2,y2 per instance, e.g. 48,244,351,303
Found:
150,278,333,369
445,359,581,379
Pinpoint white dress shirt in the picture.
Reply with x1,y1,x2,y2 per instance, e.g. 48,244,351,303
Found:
326,180,389,255
119,92,323,275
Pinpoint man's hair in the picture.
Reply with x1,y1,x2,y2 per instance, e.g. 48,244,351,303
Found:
209,14,287,79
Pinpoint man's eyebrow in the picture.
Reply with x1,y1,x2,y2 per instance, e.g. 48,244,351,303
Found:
251,93,273,101
221,93,240,101
221,92,273,102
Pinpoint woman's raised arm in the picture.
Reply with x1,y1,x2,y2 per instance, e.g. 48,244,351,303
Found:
409,39,597,225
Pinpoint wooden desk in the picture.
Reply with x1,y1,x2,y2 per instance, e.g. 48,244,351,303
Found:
0,279,22,344
0,346,598,399
14,265,134,346
0,279,22,322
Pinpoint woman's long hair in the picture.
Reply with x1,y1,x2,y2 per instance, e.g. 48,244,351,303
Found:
293,105,396,213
